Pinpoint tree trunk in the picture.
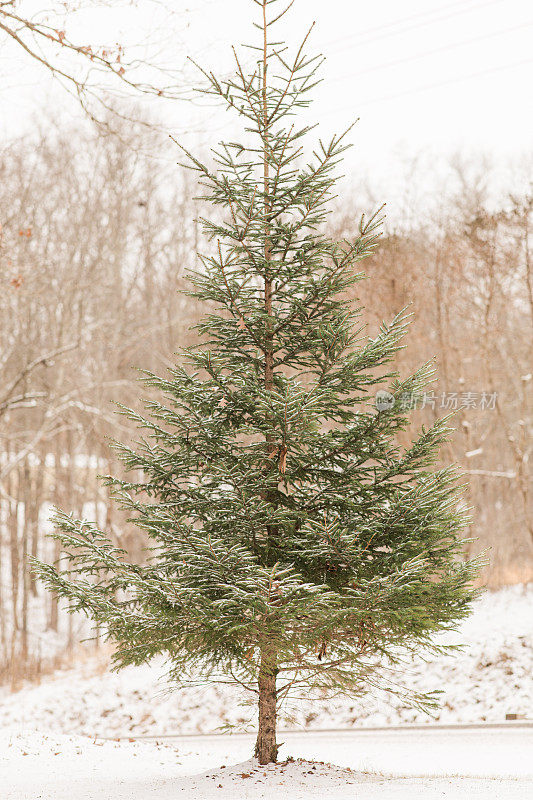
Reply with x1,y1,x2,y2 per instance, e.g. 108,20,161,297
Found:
8,458,20,632
21,460,30,662
29,451,44,596
254,646,278,764
254,1,278,768
49,438,64,631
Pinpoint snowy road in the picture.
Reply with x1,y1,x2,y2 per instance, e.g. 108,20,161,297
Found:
137,724,533,778
3,725,533,799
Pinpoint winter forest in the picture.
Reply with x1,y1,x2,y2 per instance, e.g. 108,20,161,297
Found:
1,0,532,797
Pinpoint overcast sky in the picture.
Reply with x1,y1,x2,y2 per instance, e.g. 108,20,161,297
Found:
2,0,532,207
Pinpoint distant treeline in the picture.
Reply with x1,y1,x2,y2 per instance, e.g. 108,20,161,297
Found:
1,125,531,684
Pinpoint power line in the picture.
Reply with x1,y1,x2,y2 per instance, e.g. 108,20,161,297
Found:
330,21,533,84
324,0,479,47
323,57,533,116
326,0,506,52
177,54,533,138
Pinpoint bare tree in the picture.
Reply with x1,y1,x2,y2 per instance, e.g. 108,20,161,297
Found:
0,122,204,682
0,0,208,128
331,157,533,586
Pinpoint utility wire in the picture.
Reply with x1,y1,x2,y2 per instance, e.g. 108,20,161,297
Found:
326,0,506,52
323,57,533,116
323,0,488,47
177,55,533,137
330,21,533,84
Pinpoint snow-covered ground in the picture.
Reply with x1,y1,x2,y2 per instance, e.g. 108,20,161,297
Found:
1,584,531,736
3,728,533,799
1,584,532,799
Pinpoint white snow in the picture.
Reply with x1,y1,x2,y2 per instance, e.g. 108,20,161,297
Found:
2,728,533,799
1,584,532,798
1,584,531,737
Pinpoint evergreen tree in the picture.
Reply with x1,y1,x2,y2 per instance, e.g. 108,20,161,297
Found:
34,0,480,765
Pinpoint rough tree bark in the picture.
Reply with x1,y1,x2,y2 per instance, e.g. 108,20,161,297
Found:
254,645,278,764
